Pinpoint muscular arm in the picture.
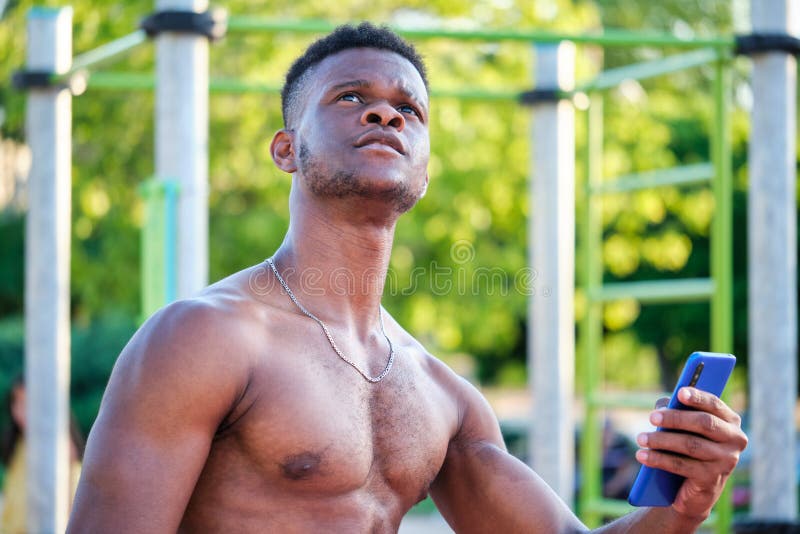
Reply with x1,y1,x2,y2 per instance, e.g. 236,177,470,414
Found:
429,378,746,534
429,377,585,533
67,300,251,533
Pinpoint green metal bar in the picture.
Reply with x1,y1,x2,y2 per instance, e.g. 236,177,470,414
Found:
84,72,155,90
82,49,717,103
710,58,734,401
225,16,735,49
139,178,180,322
64,30,147,77
591,163,713,195
589,391,670,410
208,77,524,101
586,498,719,526
710,52,734,534
140,179,167,322
208,78,281,94
578,48,718,92
163,181,178,304
579,94,604,528
83,56,718,100
590,278,713,304
225,17,334,34
584,498,636,518
85,74,284,93
86,72,526,101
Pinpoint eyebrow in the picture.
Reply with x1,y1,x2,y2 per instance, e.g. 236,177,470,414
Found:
330,79,373,92
328,79,428,111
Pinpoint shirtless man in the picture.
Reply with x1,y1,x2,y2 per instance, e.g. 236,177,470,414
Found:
67,24,747,533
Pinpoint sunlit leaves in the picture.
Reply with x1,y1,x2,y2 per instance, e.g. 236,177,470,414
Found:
601,331,660,388
641,230,692,271
604,233,639,276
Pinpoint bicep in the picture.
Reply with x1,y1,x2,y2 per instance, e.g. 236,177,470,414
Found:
429,379,585,534
68,304,247,533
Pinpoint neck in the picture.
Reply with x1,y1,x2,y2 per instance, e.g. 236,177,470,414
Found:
270,185,398,339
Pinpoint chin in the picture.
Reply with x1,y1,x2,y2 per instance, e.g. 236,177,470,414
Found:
356,178,423,214
314,176,422,214
302,154,426,211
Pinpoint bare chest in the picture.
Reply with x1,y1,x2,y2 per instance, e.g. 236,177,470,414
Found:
203,348,457,506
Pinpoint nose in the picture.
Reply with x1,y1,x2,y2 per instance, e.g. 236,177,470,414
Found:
361,101,405,131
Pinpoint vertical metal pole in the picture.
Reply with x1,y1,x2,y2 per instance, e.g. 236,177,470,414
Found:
24,7,72,533
528,42,576,504
748,0,798,520
710,53,734,534
155,0,209,298
579,94,604,527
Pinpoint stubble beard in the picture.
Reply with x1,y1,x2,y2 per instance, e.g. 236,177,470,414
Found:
298,142,421,214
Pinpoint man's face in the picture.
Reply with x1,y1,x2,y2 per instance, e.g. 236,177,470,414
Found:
288,48,430,213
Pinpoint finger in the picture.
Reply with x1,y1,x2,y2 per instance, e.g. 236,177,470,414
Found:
636,443,741,482
635,449,700,479
654,396,669,410
637,430,723,461
650,408,747,447
675,387,742,425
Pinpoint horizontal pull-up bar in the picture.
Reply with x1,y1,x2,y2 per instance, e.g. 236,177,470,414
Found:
225,16,736,49
25,18,733,102
82,43,725,101
84,72,527,101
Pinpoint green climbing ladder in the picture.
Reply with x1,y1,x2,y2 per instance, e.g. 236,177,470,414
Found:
577,50,734,532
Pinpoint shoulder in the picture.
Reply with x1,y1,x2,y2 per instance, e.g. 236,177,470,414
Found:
104,267,280,422
121,295,252,380
102,299,246,423
126,264,280,373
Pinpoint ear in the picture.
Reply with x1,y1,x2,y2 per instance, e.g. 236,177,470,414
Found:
270,129,297,173
420,172,429,198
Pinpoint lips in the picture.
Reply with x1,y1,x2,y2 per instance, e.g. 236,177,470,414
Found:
354,130,406,155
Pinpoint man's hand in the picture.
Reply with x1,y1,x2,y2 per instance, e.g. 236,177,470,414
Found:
634,387,748,521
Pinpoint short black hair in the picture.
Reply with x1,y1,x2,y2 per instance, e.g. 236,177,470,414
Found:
280,22,428,127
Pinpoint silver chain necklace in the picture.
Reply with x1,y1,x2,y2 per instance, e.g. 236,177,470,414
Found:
266,258,395,383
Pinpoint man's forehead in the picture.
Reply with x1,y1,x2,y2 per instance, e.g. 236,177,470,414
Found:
310,48,428,100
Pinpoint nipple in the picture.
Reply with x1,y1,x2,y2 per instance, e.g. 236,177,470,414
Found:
280,452,322,480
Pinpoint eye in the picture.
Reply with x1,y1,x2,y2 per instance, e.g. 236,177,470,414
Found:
398,104,419,116
338,93,362,103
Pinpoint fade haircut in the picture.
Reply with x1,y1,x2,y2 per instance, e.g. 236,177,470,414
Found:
280,22,429,127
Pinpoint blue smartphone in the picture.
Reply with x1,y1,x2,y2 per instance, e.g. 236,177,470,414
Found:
627,351,736,507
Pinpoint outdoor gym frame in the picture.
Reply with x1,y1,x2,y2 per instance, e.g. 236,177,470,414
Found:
17,0,798,531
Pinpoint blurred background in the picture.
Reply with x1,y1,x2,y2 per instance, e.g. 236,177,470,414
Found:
0,0,772,528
